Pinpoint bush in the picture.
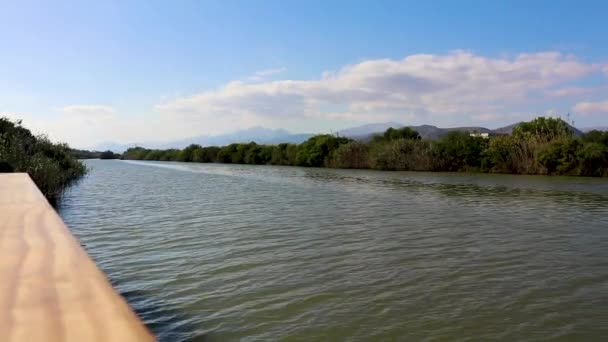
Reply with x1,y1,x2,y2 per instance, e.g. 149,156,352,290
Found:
0,117,87,203
99,150,118,159
371,127,420,143
295,135,351,167
537,138,579,175
486,135,544,174
582,130,608,145
430,132,489,172
177,144,202,162
577,142,608,176
270,143,298,165
117,117,608,178
330,141,369,169
513,117,573,141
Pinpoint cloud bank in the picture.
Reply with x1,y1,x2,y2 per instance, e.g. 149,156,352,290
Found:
4,51,607,148
158,51,601,125
574,99,608,115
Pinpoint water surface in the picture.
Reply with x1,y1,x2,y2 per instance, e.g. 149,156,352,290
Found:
59,160,608,341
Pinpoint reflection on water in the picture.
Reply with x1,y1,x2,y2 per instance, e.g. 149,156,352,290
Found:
59,160,608,341
112,280,208,342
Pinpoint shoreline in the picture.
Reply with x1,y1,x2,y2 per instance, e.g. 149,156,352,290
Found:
117,159,608,179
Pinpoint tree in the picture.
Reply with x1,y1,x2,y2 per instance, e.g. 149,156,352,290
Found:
0,117,86,202
111,116,607,177
244,143,264,164
372,127,420,144
122,147,150,160
431,132,489,171
577,142,608,176
99,150,117,159
217,144,237,163
330,141,369,168
513,117,572,141
383,127,420,141
582,130,608,146
537,139,579,174
177,144,202,162
295,135,351,167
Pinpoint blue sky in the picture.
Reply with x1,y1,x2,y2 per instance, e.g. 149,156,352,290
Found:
1,0,608,148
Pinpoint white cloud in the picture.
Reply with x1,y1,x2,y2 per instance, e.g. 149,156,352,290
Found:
11,105,121,147
158,51,601,127
3,105,139,148
59,104,115,116
13,103,250,148
544,87,593,98
544,108,559,116
56,105,118,129
5,51,607,148
471,113,502,122
247,67,287,82
573,99,608,115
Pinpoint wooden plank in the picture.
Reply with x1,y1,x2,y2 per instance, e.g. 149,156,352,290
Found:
0,173,154,342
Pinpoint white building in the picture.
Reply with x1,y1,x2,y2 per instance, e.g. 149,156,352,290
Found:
469,132,490,138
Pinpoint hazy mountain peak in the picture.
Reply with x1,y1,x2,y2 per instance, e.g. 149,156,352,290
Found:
92,120,593,153
229,126,292,137
337,122,403,137
581,126,608,132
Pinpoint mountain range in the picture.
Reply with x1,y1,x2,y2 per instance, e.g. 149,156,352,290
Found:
581,126,608,132
92,127,314,152
93,121,600,152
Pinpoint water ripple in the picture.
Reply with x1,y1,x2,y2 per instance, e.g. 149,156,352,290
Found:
58,160,608,341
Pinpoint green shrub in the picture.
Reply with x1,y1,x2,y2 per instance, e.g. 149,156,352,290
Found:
582,130,608,145
537,138,579,175
371,127,420,143
486,135,544,174
513,117,573,141
577,142,608,176
0,117,87,203
430,132,489,172
99,150,118,159
295,135,351,167
117,117,608,178
330,141,369,169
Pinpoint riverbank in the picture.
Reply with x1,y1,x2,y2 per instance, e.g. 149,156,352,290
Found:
122,117,608,177
0,117,87,203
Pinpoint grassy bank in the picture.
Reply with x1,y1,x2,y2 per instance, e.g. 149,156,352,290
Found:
0,117,87,203
122,117,608,177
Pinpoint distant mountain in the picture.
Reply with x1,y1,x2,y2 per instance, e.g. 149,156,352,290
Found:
91,141,137,153
493,122,584,137
139,127,314,150
492,123,520,135
581,126,608,132
411,125,492,139
89,127,313,152
92,121,594,153
355,121,585,141
353,124,493,140
337,122,403,137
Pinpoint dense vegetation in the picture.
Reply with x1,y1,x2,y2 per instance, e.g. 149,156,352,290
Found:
70,149,120,159
0,117,87,203
122,117,608,177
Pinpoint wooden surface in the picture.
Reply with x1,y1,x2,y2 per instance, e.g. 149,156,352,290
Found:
0,173,154,342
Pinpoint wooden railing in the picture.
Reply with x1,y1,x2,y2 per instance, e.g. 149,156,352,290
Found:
0,174,154,342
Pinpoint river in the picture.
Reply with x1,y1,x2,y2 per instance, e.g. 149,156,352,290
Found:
58,159,608,341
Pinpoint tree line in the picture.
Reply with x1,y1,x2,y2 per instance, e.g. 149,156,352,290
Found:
70,149,120,160
122,117,608,177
